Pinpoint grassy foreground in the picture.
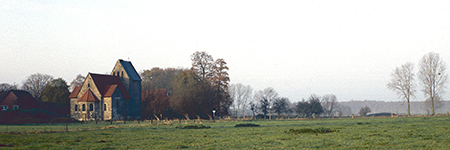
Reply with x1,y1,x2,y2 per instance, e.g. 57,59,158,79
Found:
0,116,449,149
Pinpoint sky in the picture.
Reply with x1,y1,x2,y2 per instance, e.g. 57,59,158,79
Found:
1,0,450,102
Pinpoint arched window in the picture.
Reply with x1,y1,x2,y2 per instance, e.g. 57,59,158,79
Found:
87,83,90,88
103,103,107,111
121,71,124,77
75,105,78,111
89,104,94,111
82,104,86,111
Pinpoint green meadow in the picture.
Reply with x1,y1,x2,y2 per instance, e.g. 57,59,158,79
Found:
1,116,449,149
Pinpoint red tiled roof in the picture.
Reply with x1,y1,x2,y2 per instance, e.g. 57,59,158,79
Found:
0,90,39,109
104,85,118,97
77,89,99,102
69,87,81,98
0,91,10,102
90,73,131,99
10,90,36,102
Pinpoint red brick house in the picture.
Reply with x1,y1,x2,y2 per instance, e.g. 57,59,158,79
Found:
0,90,39,111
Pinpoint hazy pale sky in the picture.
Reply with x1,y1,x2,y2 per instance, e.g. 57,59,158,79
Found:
1,0,450,102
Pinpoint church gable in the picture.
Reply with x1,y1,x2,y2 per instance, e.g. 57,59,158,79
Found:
77,89,99,102
77,74,101,99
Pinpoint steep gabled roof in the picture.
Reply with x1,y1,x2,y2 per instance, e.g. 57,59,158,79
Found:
0,90,38,108
77,89,99,102
104,85,118,97
0,90,36,103
69,87,81,98
90,73,131,99
0,91,9,102
119,59,142,81
10,90,35,101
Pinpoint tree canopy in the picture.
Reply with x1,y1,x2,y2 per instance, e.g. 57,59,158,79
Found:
40,78,70,115
22,73,53,100
141,67,185,91
418,52,448,115
170,70,213,119
294,95,323,117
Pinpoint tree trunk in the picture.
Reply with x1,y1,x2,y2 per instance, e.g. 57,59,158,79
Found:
431,96,435,116
407,100,411,116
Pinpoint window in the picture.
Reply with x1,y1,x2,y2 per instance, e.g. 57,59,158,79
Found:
89,104,94,111
82,104,86,111
75,105,78,111
1,105,8,111
13,105,19,110
87,83,90,88
103,103,107,111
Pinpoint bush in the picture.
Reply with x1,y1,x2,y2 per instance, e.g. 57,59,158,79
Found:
234,123,260,127
175,124,211,129
0,109,53,124
285,128,338,134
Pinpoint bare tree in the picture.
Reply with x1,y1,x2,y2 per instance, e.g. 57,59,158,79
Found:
418,52,448,115
321,94,339,117
254,87,279,108
358,106,371,117
191,51,214,81
228,83,253,118
22,73,53,100
387,62,416,116
0,83,18,92
336,105,352,117
69,74,85,92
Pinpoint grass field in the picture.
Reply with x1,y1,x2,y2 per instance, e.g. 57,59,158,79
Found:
0,116,449,149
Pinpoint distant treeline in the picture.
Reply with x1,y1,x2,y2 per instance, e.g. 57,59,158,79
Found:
341,100,450,115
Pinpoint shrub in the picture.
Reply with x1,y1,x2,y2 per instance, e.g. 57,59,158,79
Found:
357,122,370,125
285,128,338,134
234,123,260,127
175,124,211,129
0,109,53,124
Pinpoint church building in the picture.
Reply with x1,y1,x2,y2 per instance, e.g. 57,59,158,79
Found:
69,59,142,121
